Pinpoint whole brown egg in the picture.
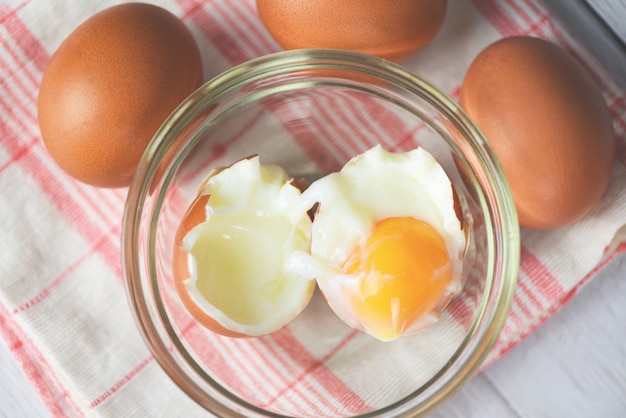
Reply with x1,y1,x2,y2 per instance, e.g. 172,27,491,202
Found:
38,3,203,188
256,0,448,62
459,36,615,229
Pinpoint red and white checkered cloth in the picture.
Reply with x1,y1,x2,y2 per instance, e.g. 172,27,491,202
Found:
1,0,625,416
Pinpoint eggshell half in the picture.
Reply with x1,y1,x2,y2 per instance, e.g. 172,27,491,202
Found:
172,192,249,338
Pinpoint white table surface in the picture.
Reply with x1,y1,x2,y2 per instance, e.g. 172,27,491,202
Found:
2,1,626,417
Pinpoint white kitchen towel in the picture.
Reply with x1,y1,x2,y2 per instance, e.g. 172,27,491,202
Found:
1,0,625,416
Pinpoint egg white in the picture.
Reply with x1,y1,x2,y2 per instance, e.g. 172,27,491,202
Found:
181,156,315,336
285,145,466,338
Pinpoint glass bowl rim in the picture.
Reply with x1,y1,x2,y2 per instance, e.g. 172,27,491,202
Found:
122,48,520,417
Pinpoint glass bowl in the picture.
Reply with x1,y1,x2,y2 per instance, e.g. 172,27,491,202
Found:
122,49,520,417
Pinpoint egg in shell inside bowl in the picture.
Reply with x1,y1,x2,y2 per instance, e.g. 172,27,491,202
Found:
122,49,520,417
172,156,315,338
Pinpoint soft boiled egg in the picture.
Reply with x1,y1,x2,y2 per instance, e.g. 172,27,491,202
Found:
286,146,466,341
172,156,315,337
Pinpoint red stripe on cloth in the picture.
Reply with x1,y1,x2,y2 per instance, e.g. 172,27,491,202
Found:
227,339,308,413
180,0,268,65
0,3,48,74
490,245,626,364
0,98,34,145
21,149,124,278
169,290,331,416
324,90,416,153
0,36,40,96
208,0,266,61
516,276,546,312
179,108,271,185
508,283,535,322
314,98,374,158
88,356,154,409
446,296,474,329
13,223,121,314
158,277,301,414
143,300,280,412
0,303,85,417
182,314,352,416
468,0,512,34
0,137,37,172
91,293,317,415
519,245,565,302
268,329,372,415
253,344,336,416
212,337,301,414
214,0,277,55
269,100,349,173
0,51,39,125
217,340,310,415
490,245,626,367
391,122,429,152
235,337,325,416
174,322,259,408
253,330,360,416
293,99,356,162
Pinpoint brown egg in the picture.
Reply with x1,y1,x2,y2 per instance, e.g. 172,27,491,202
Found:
459,36,615,229
38,3,203,188
256,0,447,62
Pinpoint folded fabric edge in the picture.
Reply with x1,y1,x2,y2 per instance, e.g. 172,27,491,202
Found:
0,303,84,417
484,232,626,368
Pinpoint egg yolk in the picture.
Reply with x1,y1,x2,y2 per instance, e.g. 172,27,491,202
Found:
342,217,452,341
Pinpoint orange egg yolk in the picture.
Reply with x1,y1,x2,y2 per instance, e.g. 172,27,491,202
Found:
342,217,452,341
